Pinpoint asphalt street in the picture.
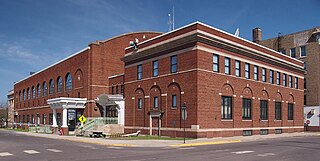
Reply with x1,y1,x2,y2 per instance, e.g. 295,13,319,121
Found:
0,130,319,161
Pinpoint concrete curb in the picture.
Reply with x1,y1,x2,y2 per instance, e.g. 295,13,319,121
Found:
170,140,241,147
3,129,320,148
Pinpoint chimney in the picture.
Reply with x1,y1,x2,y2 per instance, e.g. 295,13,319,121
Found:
252,28,262,43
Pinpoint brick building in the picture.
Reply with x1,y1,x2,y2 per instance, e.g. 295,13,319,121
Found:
122,22,305,138
13,32,161,133
255,27,320,107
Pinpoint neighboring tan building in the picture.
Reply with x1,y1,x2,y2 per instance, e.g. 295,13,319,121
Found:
13,32,161,134
7,89,14,128
122,22,305,138
255,27,320,106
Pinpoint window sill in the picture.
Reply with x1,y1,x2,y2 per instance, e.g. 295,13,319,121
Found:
260,120,268,122
221,119,233,121
288,120,294,122
171,107,177,110
242,120,252,121
274,120,282,121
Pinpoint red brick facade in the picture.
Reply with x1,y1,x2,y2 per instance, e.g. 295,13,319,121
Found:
13,32,161,128
122,22,305,138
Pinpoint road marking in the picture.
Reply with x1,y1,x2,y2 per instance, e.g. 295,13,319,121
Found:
257,153,275,157
0,152,13,157
107,146,123,149
171,140,241,147
23,150,40,154
47,149,62,153
231,151,254,154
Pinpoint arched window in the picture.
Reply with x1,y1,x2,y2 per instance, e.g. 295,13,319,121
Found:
23,89,26,100
32,86,35,99
43,82,48,97
57,76,63,93
49,79,54,94
27,88,30,99
19,91,22,101
65,73,72,91
37,84,41,97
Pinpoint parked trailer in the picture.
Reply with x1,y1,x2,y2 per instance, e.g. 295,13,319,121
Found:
304,106,320,131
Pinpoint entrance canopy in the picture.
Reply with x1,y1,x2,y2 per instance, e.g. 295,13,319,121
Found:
47,97,87,109
47,97,87,128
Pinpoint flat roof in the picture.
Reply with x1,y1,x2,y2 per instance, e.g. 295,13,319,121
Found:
124,21,303,66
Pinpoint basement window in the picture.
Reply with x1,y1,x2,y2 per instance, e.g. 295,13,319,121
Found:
243,130,253,136
275,129,282,134
260,129,268,135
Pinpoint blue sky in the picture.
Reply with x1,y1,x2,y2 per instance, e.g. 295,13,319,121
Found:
0,0,319,103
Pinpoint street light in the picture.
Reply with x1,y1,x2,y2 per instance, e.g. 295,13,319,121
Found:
181,102,187,144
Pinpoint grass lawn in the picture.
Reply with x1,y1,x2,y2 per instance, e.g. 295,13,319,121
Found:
3,128,29,132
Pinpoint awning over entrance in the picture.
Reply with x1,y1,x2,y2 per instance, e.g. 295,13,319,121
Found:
47,97,87,128
95,94,125,125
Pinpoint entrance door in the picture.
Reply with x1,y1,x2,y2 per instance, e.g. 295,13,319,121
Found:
67,109,76,131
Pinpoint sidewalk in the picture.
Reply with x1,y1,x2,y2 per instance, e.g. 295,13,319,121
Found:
9,130,320,148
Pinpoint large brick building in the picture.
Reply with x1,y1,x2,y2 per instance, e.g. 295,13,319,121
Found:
255,27,320,107
122,22,305,138
13,32,161,133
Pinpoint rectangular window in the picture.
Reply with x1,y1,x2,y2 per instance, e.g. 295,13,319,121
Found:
221,96,232,119
49,113,53,125
283,73,287,86
235,60,241,77
116,86,119,94
27,115,30,123
243,130,253,136
171,55,177,73
138,98,142,109
270,70,274,84
172,95,177,108
275,102,282,120
260,129,268,135
224,57,230,75
42,114,46,125
300,46,306,57
154,97,158,108
260,100,268,120
253,65,258,80
276,72,280,85
304,78,306,89
121,85,124,94
289,75,293,88
275,129,282,134
295,77,298,89
213,54,219,72
242,98,251,120
262,68,266,82
137,64,142,80
153,60,158,77
290,48,296,58
245,63,250,79
288,103,294,120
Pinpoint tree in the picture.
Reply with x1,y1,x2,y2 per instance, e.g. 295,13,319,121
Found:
0,101,8,127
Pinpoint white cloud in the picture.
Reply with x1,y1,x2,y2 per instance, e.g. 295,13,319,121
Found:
0,41,60,68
